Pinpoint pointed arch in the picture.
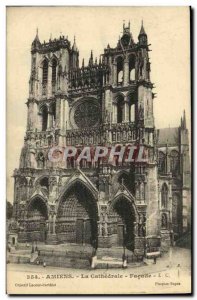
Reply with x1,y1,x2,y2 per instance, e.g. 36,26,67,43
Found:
39,104,48,131
126,90,137,122
116,94,124,123
108,193,138,250
58,175,98,203
56,178,98,246
116,56,124,85
26,195,48,242
42,59,48,85
48,101,56,127
128,54,136,81
35,176,49,195
27,195,48,217
170,150,179,176
158,151,166,173
110,192,138,219
41,57,49,95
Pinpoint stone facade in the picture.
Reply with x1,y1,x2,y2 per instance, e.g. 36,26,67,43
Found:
12,22,191,256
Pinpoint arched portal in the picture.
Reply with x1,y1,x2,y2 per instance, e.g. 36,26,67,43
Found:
109,196,136,251
26,197,48,242
56,181,98,247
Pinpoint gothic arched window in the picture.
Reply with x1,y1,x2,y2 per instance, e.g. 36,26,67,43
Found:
158,151,166,174
129,55,135,82
170,150,179,176
161,183,168,209
128,92,137,123
41,106,48,131
42,60,48,94
50,102,56,127
117,95,124,123
52,59,57,93
118,70,123,84
42,60,48,82
117,56,123,85
130,104,135,122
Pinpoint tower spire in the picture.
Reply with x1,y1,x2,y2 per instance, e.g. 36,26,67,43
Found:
72,35,78,51
138,20,148,45
139,20,146,35
89,50,93,65
31,28,41,52
182,110,186,129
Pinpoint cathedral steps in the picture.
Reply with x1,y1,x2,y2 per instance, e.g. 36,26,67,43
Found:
7,247,32,264
96,247,142,263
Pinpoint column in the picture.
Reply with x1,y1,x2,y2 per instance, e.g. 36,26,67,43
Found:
55,98,61,128
47,106,51,129
123,59,129,86
47,65,52,98
34,102,39,130
37,110,42,131
112,103,117,123
27,102,32,130
47,112,53,129
37,63,42,98
59,98,64,130
124,98,130,122
52,214,56,234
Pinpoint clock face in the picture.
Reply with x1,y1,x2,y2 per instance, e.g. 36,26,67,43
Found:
74,99,100,128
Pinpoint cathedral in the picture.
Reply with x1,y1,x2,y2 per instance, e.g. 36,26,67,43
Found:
11,22,191,258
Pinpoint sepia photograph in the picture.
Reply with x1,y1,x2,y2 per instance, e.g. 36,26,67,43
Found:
6,6,191,295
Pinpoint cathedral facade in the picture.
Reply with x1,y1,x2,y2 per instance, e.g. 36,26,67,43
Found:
12,22,191,256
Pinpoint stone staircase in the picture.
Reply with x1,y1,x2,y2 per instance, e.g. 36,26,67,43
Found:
7,242,144,269
95,247,143,269
7,247,32,264
33,243,93,269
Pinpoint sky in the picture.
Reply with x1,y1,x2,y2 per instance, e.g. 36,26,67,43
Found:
6,6,191,203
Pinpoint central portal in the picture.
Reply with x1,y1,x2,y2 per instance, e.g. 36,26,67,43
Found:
56,182,98,247
76,219,92,244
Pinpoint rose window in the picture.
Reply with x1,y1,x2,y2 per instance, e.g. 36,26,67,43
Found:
74,100,100,128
